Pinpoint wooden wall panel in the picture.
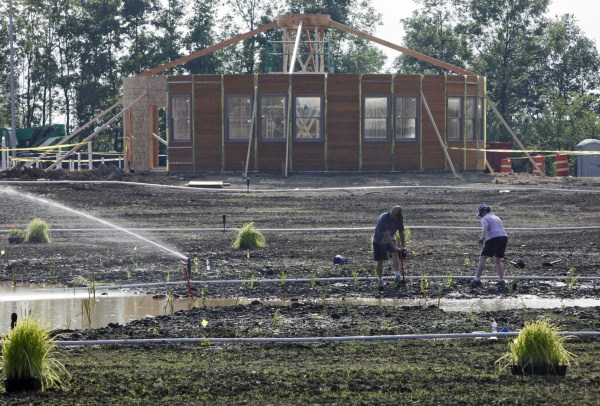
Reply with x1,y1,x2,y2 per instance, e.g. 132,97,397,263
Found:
361,74,393,171
167,77,194,171
194,75,222,171
394,75,422,170
165,73,483,174
223,75,254,172
291,75,325,171
421,76,447,170
327,74,360,171
256,75,289,172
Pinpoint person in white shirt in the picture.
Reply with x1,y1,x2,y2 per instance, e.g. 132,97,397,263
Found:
471,204,508,286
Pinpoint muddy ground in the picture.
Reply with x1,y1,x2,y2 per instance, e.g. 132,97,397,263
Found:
0,168,599,404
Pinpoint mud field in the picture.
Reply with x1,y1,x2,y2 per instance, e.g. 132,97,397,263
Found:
1,168,600,404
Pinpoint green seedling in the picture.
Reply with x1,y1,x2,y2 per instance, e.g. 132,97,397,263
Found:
446,273,454,288
280,270,287,285
250,273,256,289
270,309,280,328
352,266,359,285
164,288,174,315
420,275,429,297
130,246,139,272
567,268,579,290
147,327,158,336
464,258,471,267
200,287,207,307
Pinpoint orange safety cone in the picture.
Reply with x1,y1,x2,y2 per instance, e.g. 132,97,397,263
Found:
554,153,570,177
532,155,545,176
500,157,512,173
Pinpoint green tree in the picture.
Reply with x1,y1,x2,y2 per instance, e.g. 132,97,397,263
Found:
183,0,222,74
393,0,472,74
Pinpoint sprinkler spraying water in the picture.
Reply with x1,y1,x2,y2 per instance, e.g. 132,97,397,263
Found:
0,187,187,260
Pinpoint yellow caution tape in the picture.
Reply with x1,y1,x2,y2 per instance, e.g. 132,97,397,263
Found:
449,147,600,155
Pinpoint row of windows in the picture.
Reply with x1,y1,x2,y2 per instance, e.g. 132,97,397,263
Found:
170,95,484,142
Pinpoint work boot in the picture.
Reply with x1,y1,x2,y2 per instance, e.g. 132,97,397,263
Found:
395,274,402,285
470,279,482,287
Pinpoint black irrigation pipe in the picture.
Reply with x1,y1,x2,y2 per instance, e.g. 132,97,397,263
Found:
74,274,600,292
53,331,600,346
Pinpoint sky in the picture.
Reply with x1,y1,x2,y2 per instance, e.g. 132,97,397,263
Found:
370,0,600,69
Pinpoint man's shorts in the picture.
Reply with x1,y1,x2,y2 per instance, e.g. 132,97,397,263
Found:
373,241,395,261
481,236,508,258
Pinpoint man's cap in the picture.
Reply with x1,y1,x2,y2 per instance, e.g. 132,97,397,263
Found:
477,204,490,216
390,205,402,216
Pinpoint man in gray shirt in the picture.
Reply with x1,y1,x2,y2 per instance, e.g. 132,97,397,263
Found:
373,205,407,289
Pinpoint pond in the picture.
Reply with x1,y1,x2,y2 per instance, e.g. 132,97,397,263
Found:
2,281,600,335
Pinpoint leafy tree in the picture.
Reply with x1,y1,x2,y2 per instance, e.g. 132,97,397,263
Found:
183,0,222,74
393,0,472,74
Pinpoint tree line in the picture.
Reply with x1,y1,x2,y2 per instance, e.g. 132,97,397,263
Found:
1,0,598,157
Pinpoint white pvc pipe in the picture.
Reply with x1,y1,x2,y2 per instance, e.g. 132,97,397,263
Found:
52,331,600,346
1,180,599,195
26,225,600,233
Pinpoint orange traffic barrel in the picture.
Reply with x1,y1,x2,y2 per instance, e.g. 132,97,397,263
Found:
500,157,512,173
554,153,570,177
532,155,545,176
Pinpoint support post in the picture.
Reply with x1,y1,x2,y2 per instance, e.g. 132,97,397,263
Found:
420,90,458,177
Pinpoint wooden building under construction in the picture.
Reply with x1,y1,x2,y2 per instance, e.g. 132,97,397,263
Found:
123,14,488,174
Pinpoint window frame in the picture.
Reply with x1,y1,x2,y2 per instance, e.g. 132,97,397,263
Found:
169,95,191,141
225,95,254,142
293,95,323,142
446,96,463,140
259,94,287,142
395,95,419,142
363,95,390,142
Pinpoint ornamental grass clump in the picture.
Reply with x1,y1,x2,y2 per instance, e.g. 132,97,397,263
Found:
1,317,70,391
25,218,51,243
231,222,266,249
496,320,574,374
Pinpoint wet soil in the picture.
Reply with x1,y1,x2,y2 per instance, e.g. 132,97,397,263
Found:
1,168,600,404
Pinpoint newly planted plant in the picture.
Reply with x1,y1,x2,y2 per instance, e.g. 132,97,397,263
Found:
8,224,25,244
25,218,51,243
280,269,287,285
496,319,574,375
1,317,70,391
231,222,266,249
567,268,579,290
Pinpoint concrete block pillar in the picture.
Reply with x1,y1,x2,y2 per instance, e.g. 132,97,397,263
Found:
123,76,167,171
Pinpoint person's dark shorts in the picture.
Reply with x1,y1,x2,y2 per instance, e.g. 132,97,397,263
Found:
481,236,508,258
373,241,395,261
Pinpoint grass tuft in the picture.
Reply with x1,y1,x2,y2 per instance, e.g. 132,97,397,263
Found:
1,317,70,390
26,218,52,243
496,319,574,371
231,222,266,250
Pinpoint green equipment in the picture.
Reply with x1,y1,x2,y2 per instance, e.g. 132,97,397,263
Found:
0,124,67,151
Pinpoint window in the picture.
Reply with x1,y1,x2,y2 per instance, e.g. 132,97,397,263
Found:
466,97,476,140
260,95,287,140
170,96,191,140
447,96,462,140
477,97,484,140
364,96,389,140
294,96,322,141
226,96,253,141
395,96,418,140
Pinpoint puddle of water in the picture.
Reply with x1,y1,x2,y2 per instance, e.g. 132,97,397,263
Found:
2,282,600,335
0,282,218,335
